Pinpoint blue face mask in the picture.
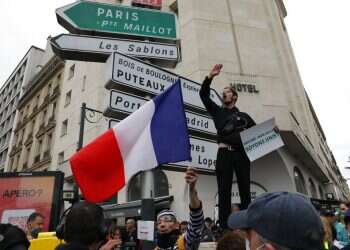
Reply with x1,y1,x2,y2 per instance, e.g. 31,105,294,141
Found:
30,228,42,238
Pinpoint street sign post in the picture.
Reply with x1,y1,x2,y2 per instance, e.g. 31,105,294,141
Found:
56,1,177,41
105,52,222,112
50,34,180,66
108,90,216,136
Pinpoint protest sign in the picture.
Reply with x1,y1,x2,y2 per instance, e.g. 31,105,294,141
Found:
240,118,284,162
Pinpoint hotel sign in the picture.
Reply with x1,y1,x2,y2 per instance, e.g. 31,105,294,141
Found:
56,1,177,40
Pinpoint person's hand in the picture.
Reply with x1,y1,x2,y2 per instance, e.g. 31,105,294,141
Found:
208,64,223,79
185,167,198,189
185,167,201,209
273,126,280,134
99,239,122,250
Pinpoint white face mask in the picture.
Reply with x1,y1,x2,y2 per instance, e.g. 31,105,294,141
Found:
245,239,251,250
246,239,265,250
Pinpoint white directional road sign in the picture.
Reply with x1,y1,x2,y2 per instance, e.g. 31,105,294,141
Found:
109,90,216,135
50,34,179,66
106,52,222,111
172,137,218,171
108,119,119,128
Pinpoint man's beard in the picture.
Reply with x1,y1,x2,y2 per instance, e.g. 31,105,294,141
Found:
156,230,180,249
224,99,235,106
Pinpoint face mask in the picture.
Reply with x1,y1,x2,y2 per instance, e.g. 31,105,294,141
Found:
30,228,42,239
245,239,251,250
246,239,265,250
256,244,265,250
157,231,178,249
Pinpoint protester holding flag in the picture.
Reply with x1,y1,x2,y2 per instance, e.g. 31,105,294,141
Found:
155,167,204,250
70,79,191,203
200,64,255,230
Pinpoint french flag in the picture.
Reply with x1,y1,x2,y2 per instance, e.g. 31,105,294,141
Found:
70,79,191,203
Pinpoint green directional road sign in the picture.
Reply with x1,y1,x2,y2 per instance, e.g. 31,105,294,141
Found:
56,1,177,40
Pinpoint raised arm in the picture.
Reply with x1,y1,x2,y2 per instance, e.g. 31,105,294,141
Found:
184,168,204,250
199,64,223,116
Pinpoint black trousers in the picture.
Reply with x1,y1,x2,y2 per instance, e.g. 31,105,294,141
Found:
216,148,251,229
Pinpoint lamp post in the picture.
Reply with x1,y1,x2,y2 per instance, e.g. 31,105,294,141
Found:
77,102,104,151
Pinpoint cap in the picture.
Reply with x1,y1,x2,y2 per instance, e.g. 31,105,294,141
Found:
157,210,176,221
320,209,335,217
228,192,324,250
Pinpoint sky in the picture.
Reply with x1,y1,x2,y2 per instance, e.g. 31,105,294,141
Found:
0,1,349,180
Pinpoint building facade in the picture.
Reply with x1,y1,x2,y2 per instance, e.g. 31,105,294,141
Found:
5,0,349,220
6,42,65,173
0,46,44,172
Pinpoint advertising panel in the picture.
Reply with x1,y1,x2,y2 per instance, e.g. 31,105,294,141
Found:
0,172,64,231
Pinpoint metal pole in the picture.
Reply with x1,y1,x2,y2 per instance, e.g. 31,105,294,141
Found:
77,102,86,151
141,170,155,198
141,198,156,250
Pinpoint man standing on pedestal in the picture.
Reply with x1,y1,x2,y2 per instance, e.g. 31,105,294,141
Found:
200,64,256,230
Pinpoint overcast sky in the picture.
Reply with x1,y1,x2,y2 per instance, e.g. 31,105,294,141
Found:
0,1,349,180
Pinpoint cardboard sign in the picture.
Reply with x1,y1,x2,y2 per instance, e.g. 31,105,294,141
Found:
240,118,284,162
137,220,155,241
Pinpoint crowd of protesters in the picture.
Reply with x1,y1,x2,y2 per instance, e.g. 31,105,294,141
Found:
2,168,350,250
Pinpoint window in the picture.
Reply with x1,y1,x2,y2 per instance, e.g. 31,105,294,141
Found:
65,90,72,106
37,139,43,156
36,94,40,107
309,178,317,198
61,119,68,136
52,102,57,117
127,168,169,201
82,75,87,92
294,167,308,195
58,151,64,164
31,119,35,133
47,83,52,96
24,146,31,167
57,73,62,84
47,133,52,150
68,65,75,80
42,110,47,124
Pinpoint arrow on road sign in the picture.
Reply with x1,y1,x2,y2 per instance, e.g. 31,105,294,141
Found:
50,34,180,67
56,1,177,41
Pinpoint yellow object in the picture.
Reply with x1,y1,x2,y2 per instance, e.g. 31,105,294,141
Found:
29,232,64,250
324,241,329,250
176,234,185,250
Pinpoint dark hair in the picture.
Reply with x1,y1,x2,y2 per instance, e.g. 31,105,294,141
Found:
204,217,213,223
180,221,188,226
55,242,89,250
27,212,44,224
63,202,106,246
216,232,245,250
0,224,30,250
224,86,238,97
